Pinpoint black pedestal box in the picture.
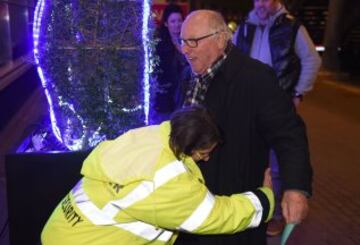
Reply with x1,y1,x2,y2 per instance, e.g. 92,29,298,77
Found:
5,151,91,245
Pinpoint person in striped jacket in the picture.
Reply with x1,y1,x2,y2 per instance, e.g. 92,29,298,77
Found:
41,106,274,245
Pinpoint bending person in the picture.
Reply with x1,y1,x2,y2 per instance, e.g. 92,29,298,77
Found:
41,106,274,245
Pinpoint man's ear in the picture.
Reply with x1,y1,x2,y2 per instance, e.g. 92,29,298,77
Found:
217,33,228,50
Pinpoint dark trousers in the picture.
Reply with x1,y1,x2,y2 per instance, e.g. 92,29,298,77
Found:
174,223,267,245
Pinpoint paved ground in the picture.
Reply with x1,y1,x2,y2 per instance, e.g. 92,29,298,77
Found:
269,73,360,245
1,73,359,245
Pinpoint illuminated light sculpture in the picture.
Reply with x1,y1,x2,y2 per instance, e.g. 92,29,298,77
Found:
33,0,152,150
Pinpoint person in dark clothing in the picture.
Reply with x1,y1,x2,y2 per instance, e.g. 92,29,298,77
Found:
151,4,191,124
233,0,321,236
175,10,312,245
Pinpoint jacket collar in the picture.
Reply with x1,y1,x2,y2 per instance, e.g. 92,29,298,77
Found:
247,4,288,26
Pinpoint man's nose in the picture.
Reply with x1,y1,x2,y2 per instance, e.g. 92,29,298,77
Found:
181,43,189,55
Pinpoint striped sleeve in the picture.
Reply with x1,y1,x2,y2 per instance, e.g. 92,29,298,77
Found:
190,187,274,234
120,161,274,235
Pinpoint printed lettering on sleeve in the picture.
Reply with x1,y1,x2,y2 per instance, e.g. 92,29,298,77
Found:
61,194,84,227
108,182,122,194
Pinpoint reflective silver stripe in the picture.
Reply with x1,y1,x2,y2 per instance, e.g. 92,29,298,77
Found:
100,202,119,218
243,191,263,228
116,222,173,242
72,160,187,241
157,228,174,242
154,160,187,187
179,191,215,232
103,160,186,218
103,181,154,217
72,180,174,242
72,180,117,225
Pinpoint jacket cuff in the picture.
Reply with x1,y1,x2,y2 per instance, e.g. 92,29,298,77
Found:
254,187,274,223
284,189,311,198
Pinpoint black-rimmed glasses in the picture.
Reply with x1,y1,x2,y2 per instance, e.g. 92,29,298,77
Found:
180,31,220,48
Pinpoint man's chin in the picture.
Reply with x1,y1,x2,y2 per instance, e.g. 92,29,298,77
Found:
256,12,269,20
190,67,201,75
191,66,205,75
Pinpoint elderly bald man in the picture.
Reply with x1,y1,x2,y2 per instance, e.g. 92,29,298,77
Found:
176,10,312,245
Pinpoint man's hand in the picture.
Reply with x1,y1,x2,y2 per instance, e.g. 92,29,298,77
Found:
281,190,309,224
292,97,301,107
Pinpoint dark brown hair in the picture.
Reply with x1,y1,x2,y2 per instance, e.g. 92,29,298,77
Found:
159,3,184,44
160,3,184,28
169,106,222,159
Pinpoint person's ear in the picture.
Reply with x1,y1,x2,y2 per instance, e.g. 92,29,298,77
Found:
217,32,227,50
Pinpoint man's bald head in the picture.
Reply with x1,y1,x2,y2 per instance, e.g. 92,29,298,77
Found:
180,10,232,75
183,10,232,42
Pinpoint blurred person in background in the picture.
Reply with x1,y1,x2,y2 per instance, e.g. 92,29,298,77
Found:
151,3,191,124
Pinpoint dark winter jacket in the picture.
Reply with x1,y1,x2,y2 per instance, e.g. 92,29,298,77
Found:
235,13,301,93
154,29,190,113
175,46,312,245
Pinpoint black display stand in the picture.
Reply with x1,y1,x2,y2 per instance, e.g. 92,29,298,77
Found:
5,151,91,245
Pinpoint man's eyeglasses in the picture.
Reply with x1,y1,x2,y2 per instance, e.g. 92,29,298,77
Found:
180,31,221,48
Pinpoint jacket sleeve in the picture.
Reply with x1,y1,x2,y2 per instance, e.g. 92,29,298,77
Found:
254,66,313,194
294,25,322,95
124,169,274,235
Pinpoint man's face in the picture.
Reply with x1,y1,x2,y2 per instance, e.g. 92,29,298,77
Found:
180,16,224,75
254,0,279,22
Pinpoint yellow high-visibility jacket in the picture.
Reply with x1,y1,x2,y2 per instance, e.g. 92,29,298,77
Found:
42,122,274,245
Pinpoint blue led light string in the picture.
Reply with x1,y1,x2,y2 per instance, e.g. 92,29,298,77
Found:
33,0,63,143
142,0,151,124
32,0,152,151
